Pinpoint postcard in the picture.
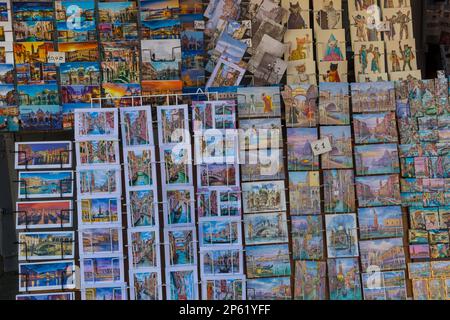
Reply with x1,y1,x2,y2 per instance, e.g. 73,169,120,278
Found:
242,180,286,214
389,70,422,82
14,42,53,64
352,83,395,114
244,212,288,245
165,227,197,267
240,149,285,182
428,279,447,300
282,0,310,29
347,0,377,13
350,12,382,45
98,2,138,41
0,64,14,85
14,20,53,41
291,215,324,260
77,167,121,197
358,73,389,83
320,126,353,169
359,237,406,272
355,144,400,176
18,171,73,199
16,200,72,230
100,42,141,83
82,285,127,300
362,270,407,300
287,59,317,85
202,276,246,300
237,86,281,118
247,34,286,75
328,258,362,300
16,292,74,301
253,53,288,86
326,214,359,258
358,206,404,240
431,261,450,278
19,105,62,131
284,29,313,62
125,146,157,190
18,84,58,106
192,100,236,131
76,140,119,167
412,279,429,300
163,187,195,226
383,8,413,41
313,0,342,31
386,40,418,73
287,127,319,170
294,260,326,300
246,244,291,279
120,106,154,148
197,187,242,218
356,174,401,207
282,84,318,127
206,58,245,88
250,18,285,56
408,262,431,279
319,61,348,82
206,32,246,73
319,82,350,125
0,106,19,132
19,260,75,292
166,267,198,300
74,108,119,141
80,228,121,257
353,112,398,144
130,271,162,300
57,42,99,63
289,171,321,215
129,229,160,269
430,243,450,259
246,277,291,300
200,248,243,276
161,145,192,186
79,197,121,227
239,118,282,150
199,218,241,247
18,231,74,261
101,83,141,108
141,0,180,21
157,104,189,145
61,85,101,109
15,141,72,170
142,19,180,40
141,39,181,81
323,169,355,213
81,256,124,284
316,29,346,62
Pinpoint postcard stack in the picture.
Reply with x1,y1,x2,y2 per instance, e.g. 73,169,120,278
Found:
157,104,198,300
236,86,291,300
352,80,408,300
409,261,450,299
14,141,76,300
193,100,245,300
396,76,450,298
74,108,127,300
121,106,162,300
0,0,16,132
314,0,348,82
140,0,183,97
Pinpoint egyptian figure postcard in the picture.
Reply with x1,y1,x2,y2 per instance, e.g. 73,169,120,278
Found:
240,149,285,182
246,277,291,300
354,144,400,176
327,258,362,300
239,118,282,150
242,180,286,214
101,42,141,83
141,39,181,81
353,112,398,144
319,82,350,125
351,81,396,113
16,292,75,301
15,141,72,170
246,244,291,279
316,29,346,62
165,227,197,267
81,256,123,284
197,187,241,218
294,260,326,300
320,126,353,169
244,212,288,245
163,187,195,226
326,214,359,258
386,39,418,73
237,86,281,118
16,200,72,230
82,285,127,300
287,59,317,85
199,218,241,247
80,228,121,257
157,104,189,145
282,0,310,29
313,0,342,31
323,169,356,213
127,189,158,228
354,41,386,76
120,106,153,148
18,171,73,199
284,29,313,61
129,229,160,269
359,237,406,272
130,271,161,300
289,171,321,215
79,197,121,226
19,231,75,261
125,146,157,190
358,206,404,239
287,127,319,170
200,248,243,276
356,174,402,207
19,260,75,292
291,215,324,260
77,167,121,197
282,84,318,127
77,140,119,167
319,61,348,82
74,108,118,141
383,8,413,41
166,268,198,300
202,276,245,300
